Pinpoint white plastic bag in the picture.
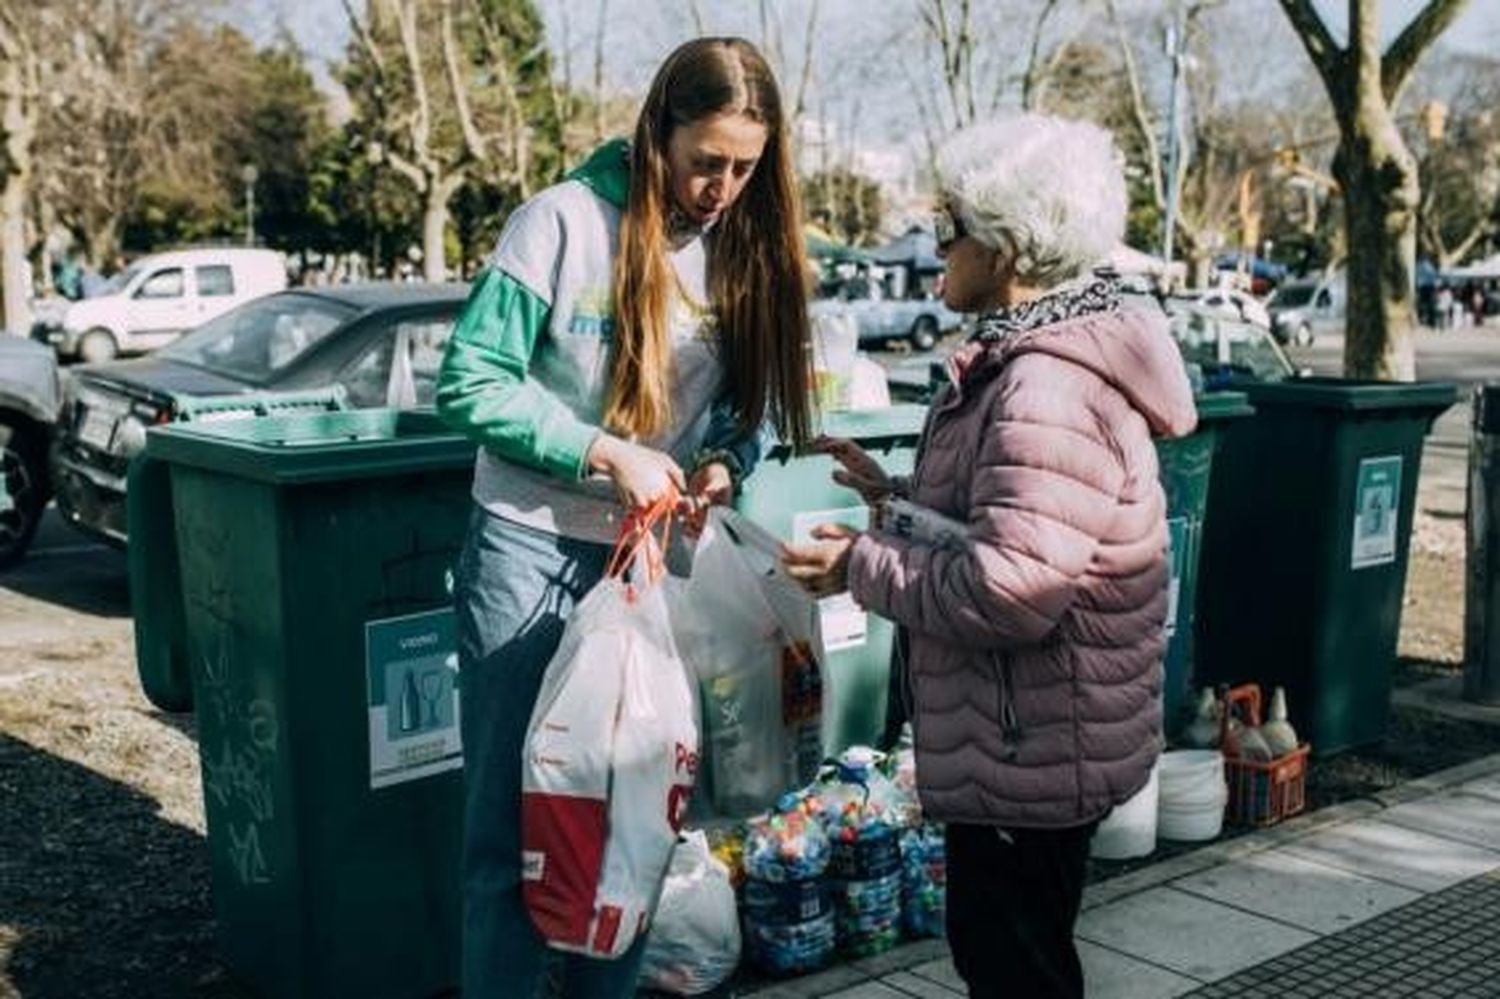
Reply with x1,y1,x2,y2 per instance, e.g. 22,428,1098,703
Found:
639,831,742,995
520,499,700,958
672,509,822,818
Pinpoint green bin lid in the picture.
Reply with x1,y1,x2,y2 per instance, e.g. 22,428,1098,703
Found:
1194,390,1254,421
1238,377,1458,413
142,408,476,485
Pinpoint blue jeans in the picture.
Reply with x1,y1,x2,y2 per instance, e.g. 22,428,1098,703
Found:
454,506,648,998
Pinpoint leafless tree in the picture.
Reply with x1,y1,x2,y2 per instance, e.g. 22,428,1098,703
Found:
0,0,41,333
1280,0,1472,380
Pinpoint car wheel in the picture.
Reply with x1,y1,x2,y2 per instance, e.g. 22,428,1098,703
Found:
78,328,118,363
1293,322,1314,347
0,419,47,569
910,316,939,352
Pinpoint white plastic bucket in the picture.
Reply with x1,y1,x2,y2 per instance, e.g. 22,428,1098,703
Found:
1158,750,1225,803
1157,794,1227,841
1091,762,1159,860
1156,750,1226,842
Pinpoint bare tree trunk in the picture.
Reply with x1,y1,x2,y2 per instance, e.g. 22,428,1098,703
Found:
1,5,36,333
422,189,448,283
0,182,28,333
1279,0,1470,379
1335,125,1420,380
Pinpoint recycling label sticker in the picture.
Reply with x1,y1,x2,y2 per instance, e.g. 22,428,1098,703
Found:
366,608,462,789
1351,455,1402,570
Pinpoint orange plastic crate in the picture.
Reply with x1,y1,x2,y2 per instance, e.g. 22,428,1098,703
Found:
1220,684,1311,827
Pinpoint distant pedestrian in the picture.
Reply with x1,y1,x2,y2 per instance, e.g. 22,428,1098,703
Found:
781,113,1197,999
1437,284,1454,331
1473,286,1487,329
436,37,811,999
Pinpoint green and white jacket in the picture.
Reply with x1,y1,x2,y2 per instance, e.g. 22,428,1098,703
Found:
436,140,761,544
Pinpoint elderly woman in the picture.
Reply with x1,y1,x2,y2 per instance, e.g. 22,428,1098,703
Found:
783,114,1197,998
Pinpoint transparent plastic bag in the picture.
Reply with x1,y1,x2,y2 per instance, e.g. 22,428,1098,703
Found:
639,831,741,995
673,509,823,818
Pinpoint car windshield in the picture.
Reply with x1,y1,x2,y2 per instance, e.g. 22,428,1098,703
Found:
159,294,355,383
97,265,142,297
1169,313,1294,383
1271,284,1316,307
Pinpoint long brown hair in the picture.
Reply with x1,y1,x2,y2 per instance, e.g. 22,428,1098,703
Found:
605,37,811,447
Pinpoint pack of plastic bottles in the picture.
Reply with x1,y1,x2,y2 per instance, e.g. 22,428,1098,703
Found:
817,748,907,957
899,823,946,938
741,792,835,975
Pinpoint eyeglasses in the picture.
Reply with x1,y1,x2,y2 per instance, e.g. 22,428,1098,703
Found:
933,203,966,251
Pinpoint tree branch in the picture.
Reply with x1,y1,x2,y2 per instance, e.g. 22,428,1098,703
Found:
441,0,486,164
1020,0,1062,112
390,0,433,169
383,147,428,191
1276,0,1343,96
1383,0,1472,104
1106,0,1165,210
791,0,820,126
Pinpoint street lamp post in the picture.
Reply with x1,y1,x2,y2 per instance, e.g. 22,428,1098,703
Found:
241,163,259,247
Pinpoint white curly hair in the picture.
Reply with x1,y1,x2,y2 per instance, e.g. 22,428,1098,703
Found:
935,113,1127,289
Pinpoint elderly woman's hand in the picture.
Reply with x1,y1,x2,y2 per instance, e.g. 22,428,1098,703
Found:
814,436,895,503
781,522,860,597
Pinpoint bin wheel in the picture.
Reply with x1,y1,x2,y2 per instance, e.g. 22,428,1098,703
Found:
78,329,119,363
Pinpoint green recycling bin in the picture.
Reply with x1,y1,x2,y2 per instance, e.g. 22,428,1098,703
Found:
1154,390,1255,740
736,404,925,752
132,388,348,713
1195,378,1457,755
134,408,474,999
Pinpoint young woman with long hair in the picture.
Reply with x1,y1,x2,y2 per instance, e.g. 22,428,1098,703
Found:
436,37,809,997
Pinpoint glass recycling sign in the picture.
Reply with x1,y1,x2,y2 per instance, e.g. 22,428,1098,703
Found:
1351,455,1401,570
365,608,463,789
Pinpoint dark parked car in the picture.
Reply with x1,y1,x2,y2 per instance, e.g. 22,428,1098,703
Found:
53,283,468,544
0,335,61,566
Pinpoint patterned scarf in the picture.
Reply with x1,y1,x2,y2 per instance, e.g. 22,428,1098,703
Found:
969,271,1124,342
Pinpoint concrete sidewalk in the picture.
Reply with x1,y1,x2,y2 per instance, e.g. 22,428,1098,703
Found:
744,750,1500,999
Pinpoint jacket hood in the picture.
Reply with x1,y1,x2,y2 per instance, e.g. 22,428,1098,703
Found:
955,306,1198,439
567,139,630,209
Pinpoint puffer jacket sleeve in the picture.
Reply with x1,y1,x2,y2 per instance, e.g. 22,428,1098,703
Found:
846,357,1128,651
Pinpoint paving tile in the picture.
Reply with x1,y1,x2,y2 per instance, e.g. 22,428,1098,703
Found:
872,970,962,997
1077,940,1200,999
1075,885,1316,981
821,983,910,999
1170,849,1421,934
1379,791,1500,853
1280,818,1500,892
1459,771,1500,803
1179,869,1500,998
903,958,965,992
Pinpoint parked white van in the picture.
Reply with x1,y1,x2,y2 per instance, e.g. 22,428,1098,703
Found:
47,248,288,362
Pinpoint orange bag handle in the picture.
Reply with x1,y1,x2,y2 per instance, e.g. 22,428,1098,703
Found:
604,490,679,595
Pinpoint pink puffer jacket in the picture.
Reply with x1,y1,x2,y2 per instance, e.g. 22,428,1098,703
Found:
847,306,1197,828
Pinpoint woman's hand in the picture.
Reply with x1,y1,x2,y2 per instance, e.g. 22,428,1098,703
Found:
587,435,685,510
814,436,894,503
682,461,733,536
781,523,860,597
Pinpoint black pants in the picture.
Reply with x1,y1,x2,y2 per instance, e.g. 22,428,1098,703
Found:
945,821,1097,999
